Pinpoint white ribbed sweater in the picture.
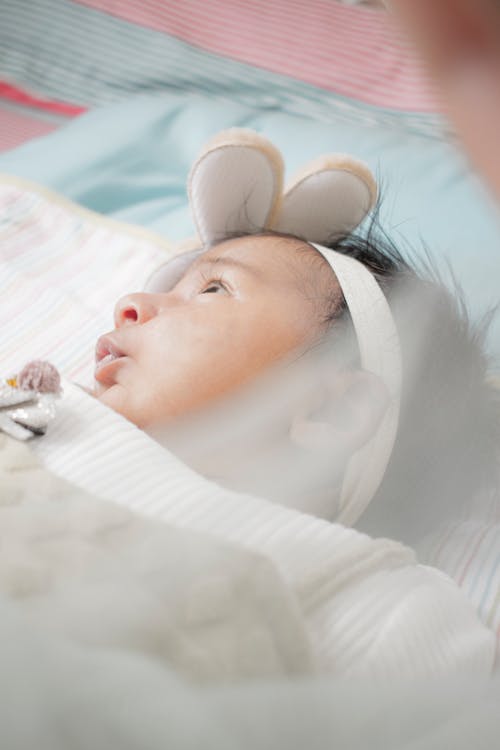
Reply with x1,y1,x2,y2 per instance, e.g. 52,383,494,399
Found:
32,382,495,679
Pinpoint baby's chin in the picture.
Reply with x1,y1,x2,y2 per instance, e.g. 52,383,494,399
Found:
95,382,144,428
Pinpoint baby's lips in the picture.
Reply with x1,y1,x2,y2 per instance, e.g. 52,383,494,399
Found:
94,335,129,385
95,334,124,364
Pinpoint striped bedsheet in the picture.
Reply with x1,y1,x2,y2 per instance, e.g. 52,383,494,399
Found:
0,82,85,154
0,175,172,383
0,0,443,153
420,519,500,665
0,103,59,154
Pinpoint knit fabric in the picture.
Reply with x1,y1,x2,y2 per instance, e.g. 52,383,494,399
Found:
0,432,313,682
31,381,495,678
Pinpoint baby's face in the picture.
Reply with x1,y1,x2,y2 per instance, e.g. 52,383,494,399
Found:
95,235,334,428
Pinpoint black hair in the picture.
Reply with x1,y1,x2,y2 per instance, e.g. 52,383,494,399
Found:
321,210,500,542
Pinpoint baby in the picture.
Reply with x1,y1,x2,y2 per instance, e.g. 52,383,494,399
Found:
91,126,499,543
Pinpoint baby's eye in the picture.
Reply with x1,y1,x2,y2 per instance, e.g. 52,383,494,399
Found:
201,280,228,295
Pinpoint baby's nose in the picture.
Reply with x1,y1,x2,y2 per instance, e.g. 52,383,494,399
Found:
114,293,157,327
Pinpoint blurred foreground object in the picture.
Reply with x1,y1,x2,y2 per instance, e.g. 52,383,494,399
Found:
387,0,500,201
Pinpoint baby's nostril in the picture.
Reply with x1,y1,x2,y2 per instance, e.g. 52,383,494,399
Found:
123,307,138,322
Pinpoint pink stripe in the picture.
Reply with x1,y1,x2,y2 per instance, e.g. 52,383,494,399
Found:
0,82,87,117
73,0,439,112
0,107,58,152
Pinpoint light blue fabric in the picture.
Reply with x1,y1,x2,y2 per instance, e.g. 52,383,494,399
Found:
1,91,499,351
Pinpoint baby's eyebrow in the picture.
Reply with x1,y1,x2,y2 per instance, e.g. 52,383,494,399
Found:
193,255,263,279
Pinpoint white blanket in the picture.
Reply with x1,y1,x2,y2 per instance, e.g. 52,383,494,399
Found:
0,432,313,682
30,381,495,679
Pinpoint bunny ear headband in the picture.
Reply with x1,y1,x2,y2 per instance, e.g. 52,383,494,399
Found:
146,129,402,525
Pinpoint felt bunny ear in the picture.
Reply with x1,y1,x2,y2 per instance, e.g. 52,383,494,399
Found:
273,156,377,245
188,129,284,246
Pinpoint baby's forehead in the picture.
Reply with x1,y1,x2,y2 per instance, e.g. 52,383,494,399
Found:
197,233,333,285
146,233,340,299
205,232,309,259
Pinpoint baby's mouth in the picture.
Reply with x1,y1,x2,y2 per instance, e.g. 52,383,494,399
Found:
95,336,127,382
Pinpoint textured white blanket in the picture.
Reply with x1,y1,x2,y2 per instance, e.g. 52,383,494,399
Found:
0,433,313,682
31,381,495,679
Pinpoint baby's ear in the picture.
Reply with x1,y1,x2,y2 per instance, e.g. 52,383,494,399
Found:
274,156,377,245
290,370,389,455
188,129,284,246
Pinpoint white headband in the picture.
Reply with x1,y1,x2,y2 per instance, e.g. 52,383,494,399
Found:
146,129,402,524
310,243,402,524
